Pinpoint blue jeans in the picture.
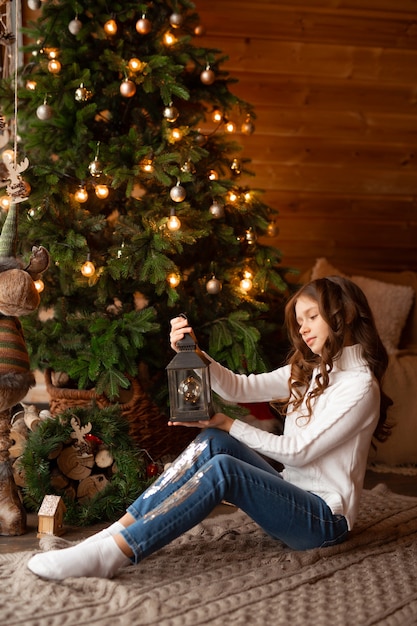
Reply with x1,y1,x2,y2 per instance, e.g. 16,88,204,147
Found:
122,429,348,563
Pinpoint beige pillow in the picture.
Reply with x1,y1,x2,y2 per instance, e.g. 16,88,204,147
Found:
311,258,415,353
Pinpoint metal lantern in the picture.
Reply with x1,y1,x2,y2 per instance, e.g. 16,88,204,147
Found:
166,332,214,422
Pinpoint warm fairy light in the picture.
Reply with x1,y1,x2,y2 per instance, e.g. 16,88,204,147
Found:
170,128,183,141
48,59,61,74
167,209,181,231
81,259,96,277
34,279,44,293
104,19,117,35
26,80,37,90
208,170,219,180
212,109,223,122
128,58,143,71
244,192,252,202
240,270,253,291
225,120,236,133
44,47,59,59
141,158,154,172
75,186,88,203
167,272,180,287
0,196,11,210
163,31,177,46
95,184,109,199
228,191,238,203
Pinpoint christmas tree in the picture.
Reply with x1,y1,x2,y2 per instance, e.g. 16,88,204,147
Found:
0,0,290,411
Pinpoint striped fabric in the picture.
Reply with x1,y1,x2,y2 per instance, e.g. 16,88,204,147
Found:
0,315,30,374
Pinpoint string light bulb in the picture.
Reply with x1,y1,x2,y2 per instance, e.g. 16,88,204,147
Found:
81,254,96,277
104,18,117,35
167,272,180,287
163,31,177,46
167,208,181,231
212,109,223,123
170,127,183,142
26,79,37,90
48,59,61,74
240,270,253,291
141,157,154,172
128,58,143,72
228,191,238,203
34,279,44,293
95,184,109,199
225,120,236,133
0,196,11,210
74,185,88,203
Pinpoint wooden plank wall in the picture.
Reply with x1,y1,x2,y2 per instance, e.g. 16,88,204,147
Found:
196,0,417,274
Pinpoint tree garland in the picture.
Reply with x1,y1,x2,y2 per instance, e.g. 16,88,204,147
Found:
20,404,153,526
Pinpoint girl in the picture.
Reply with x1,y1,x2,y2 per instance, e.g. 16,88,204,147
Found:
27,276,391,580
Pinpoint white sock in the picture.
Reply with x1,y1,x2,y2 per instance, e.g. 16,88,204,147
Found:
80,520,125,545
27,536,130,580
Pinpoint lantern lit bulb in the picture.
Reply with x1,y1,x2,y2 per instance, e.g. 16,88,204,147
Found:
228,191,238,203
178,376,202,404
75,186,88,203
104,19,117,35
48,59,61,73
81,259,96,277
0,196,11,210
163,31,177,46
212,109,223,122
141,158,154,172
240,270,253,291
45,48,59,59
26,80,37,90
34,279,44,293
167,210,181,231
167,273,180,287
95,184,109,199
208,170,218,180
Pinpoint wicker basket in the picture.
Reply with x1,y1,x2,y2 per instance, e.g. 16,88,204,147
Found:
44,369,194,460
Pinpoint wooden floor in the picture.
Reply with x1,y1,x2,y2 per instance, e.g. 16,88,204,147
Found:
0,469,415,554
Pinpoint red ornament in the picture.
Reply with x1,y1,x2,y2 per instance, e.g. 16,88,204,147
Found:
84,433,103,446
146,463,159,477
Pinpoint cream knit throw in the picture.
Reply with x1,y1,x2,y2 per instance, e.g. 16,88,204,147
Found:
1,484,416,625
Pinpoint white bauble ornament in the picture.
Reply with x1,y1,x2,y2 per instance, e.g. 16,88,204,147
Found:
169,13,183,28
206,277,222,294
209,201,225,218
120,80,136,98
200,68,215,85
28,0,42,10
170,183,186,203
68,18,82,35
136,17,152,34
241,118,255,135
36,103,53,120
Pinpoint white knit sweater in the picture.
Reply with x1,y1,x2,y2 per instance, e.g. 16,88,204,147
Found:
206,344,380,529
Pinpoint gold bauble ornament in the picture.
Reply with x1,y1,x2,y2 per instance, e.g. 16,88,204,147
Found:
206,277,222,294
194,24,205,37
120,79,136,98
163,105,179,123
170,183,186,203
241,118,255,135
200,68,215,85
136,17,152,34
75,84,92,102
88,157,103,177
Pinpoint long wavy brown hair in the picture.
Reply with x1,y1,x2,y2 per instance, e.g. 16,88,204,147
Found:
283,276,392,443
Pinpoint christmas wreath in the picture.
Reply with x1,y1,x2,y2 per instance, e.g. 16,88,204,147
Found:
20,404,154,526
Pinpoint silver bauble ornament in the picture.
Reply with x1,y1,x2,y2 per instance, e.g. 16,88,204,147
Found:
195,133,207,146
88,157,103,177
209,201,225,218
68,18,82,35
136,17,152,34
200,68,215,85
36,103,53,120
120,79,136,98
27,0,42,10
206,277,222,294
169,13,183,28
170,184,186,203
163,105,179,123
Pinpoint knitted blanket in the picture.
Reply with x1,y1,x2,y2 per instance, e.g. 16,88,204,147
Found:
1,484,417,626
